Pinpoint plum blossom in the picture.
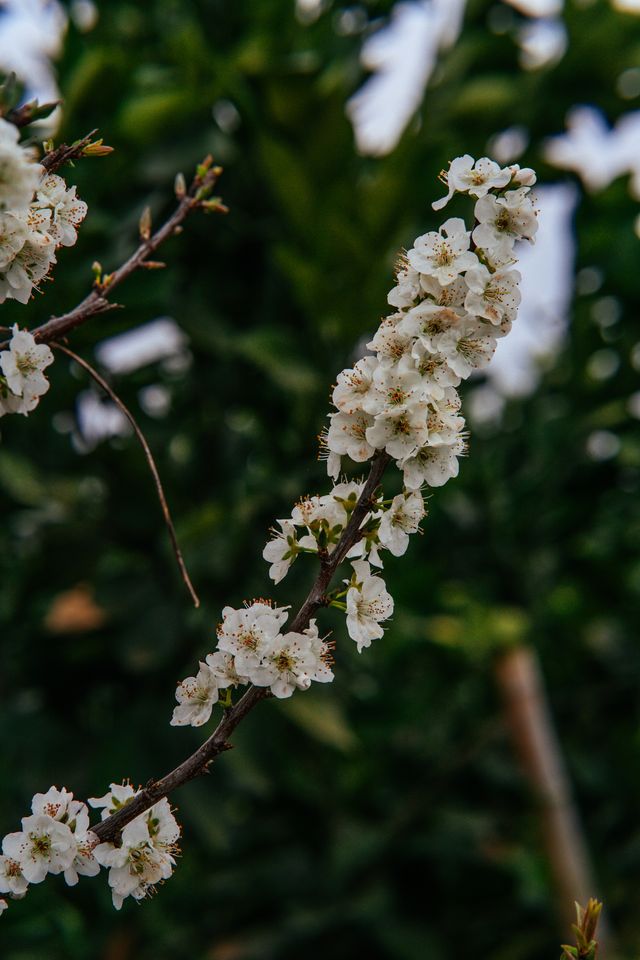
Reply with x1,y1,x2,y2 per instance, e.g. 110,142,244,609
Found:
251,620,334,698
432,155,512,211
346,560,394,651
407,217,478,285
0,118,43,212
332,356,378,413
94,816,176,910
472,188,538,256
402,437,466,490
2,815,76,884
438,319,498,378
88,781,138,820
33,173,88,247
377,491,426,557
171,661,220,727
216,601,288,676
0,850,29,897
464,265,522,324
325,409,376,463
0,325,54,414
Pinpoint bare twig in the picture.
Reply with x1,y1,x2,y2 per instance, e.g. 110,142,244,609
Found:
0,157,226,351
53,343,200,609
92,452,390,843
494,646,611,948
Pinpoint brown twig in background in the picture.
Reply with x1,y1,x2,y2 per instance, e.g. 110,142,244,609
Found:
494,646,611,949
92,452,390,843
53,343,200,609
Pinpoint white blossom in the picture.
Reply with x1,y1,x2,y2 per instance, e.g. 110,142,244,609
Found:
362,364,426,417
0,848,29,897
419,273,467,307
472,188,538,256
378,491,425,557
423,390,465,446
326,409,376,463
332,356,378,414
171,661,219,727
2,815,76,884
387,261,421,308
63,832,100,887
33,173,87,247
398,302,465,354
88,782,138,821
205,649,247,688
0,118,42,212
251,620,333,698
365,404,429,460
345,560,394,651
263,518,302,583
0,212,27,269
216,601,289,676
367,318,413,365
464,265,521,325
405,342,460,400
94,817,175,910
0,324,53,400
433,155,511,211
438,319,497,378
401,437,466,490
407,217,478,285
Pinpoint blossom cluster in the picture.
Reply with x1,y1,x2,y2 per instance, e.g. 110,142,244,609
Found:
1,154,538,915
262,154,538,652
174,156,537,734
0,117,87,306
0,324,54,417
170,603,334,727
0,784,180,913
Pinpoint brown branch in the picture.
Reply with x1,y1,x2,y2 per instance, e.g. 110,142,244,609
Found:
40,130,100,173
0,158,226,351
494,646,612,950
92,451,390,843
53,343,200,609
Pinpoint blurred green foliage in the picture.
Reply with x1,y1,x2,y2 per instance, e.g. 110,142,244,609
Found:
1,0,640,957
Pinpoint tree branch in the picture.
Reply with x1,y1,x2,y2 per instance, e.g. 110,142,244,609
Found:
0,157,226,351
92,451,390,843
52,343,200,609
40,129,111,173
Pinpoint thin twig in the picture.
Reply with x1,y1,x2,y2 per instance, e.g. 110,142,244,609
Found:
53,343,200,609
41,129,101,173
92,451,390,843
0,158,226,351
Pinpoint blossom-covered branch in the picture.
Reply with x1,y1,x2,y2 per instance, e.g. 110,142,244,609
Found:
0,154,539,915
91,450,390,844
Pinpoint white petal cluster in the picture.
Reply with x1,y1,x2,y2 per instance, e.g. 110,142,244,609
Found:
0,324,54,418
0,785,100,915
0,781,182,915
0,118,87,306
325,156,537,492
91,790,180,910
170,600,334,723
309,156,535,649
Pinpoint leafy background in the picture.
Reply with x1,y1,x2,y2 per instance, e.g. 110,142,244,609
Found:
1,0,640,957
